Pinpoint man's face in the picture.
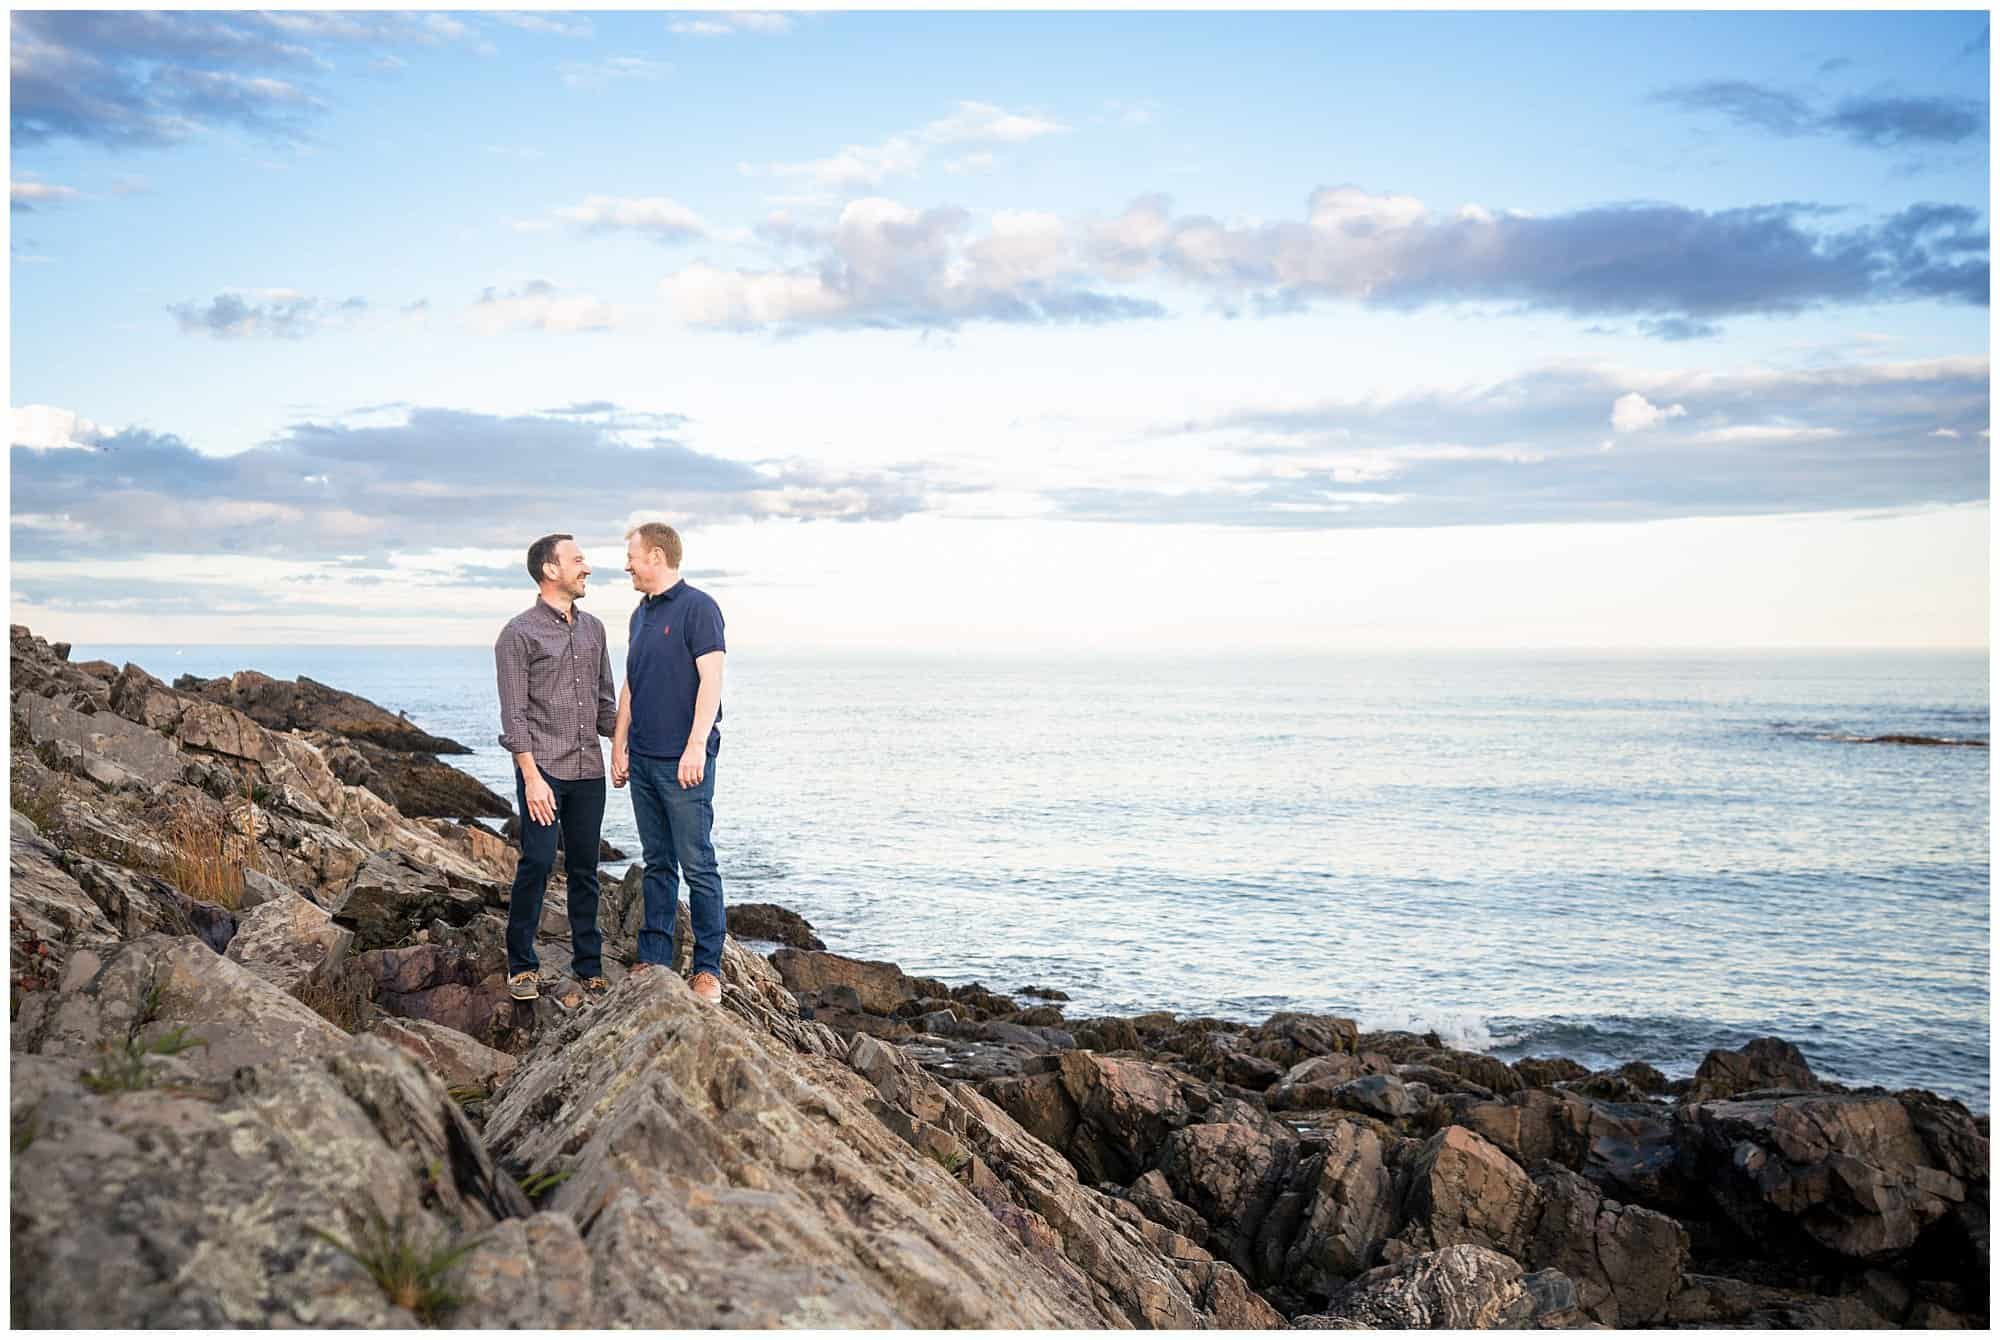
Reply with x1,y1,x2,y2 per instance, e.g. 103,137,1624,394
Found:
624,535,660,588
547,539,590,598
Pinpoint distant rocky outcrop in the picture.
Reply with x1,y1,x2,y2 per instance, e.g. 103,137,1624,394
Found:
171,666,511,819
7,624,1990,1329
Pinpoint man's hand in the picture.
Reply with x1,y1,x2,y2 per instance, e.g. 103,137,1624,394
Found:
677,745,706,789
611,742,629,789
523,771,556,826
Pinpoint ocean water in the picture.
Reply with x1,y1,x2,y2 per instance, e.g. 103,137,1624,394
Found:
77,642,1991,1110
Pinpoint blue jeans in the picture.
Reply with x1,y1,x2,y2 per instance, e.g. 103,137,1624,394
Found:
507,769,605,980
627,752,725,976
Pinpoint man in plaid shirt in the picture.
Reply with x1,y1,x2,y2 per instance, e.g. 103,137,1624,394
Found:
495,533,619,1002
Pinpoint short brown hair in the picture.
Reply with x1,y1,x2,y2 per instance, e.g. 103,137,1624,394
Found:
526,533,573,584
625,521,682,568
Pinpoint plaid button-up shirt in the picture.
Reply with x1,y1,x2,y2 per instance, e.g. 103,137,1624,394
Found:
495,597,618,781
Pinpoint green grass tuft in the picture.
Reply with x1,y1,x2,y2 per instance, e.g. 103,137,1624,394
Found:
519,1166,574,1203
311,1210,486,1326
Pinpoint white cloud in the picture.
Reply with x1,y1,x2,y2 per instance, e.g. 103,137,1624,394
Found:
1689,425,1841,445
466,280,621,335
549,194,708,242
943,151,996,175
1932,427,1962,438
559,56,671,89
755,100,1067,193
1610,391,1687,433
11,180,81,210
670,12,793,36
11,405,108,451
493,12,595,38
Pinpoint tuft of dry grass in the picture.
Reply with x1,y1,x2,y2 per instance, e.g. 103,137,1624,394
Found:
11,765,68,833
289,960,377,1034
158,782,263,910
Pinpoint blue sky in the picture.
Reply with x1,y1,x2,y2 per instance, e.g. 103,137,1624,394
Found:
9,7,1991,649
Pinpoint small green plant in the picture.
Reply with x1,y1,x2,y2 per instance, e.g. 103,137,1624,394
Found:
80,979,206,1093
12,1112,38,1154
311,1210,486,1326
81,1025,208,1093
519,1166,574,1204
931,1147,971,1177
445,1083,489,1106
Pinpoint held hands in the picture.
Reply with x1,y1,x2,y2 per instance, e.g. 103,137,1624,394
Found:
523,771,556,826
611,742,629,789
677,745,706,789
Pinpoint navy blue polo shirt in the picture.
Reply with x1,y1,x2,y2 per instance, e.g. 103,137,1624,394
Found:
627,579,726,760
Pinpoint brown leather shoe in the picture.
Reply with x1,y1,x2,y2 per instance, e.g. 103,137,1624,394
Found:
583,975,610,1002
690,971,722,1006
508,971,539,1001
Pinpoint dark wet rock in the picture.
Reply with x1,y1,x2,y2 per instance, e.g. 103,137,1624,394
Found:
1286,1117,1405,1292
1335,1073,1422,1121
1294,1244,1577,1329
1020,984,1071,1001
1072,1015,1142,1052
1269,1053,1364,1110
771,946,927,1015
1515,1056,1591,1088
1615,1060,1671,1094
326,849,487,952
1676,1091,1976,1263
1010,1003,1068,1027
1666,1273,1901,1327
1397,1125,1541,1257
1527,1164,1687,1325
1058,1050,1194,1183
726,900,826,950
497,811,626,860
1124,1167,1211,1240
950,980,1022,1015
1687,1035,1820,1101
353,740,510,819
1248,1011,1359,1068
1159,1119,1306,1283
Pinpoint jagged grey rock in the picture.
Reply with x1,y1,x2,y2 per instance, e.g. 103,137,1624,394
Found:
10,1035,524,1327
224,889,349,992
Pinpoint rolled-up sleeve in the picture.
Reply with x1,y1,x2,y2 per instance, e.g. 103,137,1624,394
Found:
595,631,618,737
495,626,533,754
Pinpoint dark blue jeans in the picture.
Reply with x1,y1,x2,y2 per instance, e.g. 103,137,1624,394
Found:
507,768,606,980
627,753,725,976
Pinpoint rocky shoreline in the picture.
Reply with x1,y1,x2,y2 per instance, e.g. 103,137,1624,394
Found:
9,625,1990,1328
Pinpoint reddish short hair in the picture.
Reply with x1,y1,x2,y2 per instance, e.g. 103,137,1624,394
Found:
625,521,682,567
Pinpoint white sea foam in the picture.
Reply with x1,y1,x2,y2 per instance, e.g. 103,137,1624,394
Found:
1354,1006,1518,1053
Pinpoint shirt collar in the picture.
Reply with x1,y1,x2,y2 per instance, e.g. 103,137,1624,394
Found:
536,595,575,624
645,578,685,605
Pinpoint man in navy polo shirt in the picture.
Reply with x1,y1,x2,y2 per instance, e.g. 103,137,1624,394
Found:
612,520,729,1006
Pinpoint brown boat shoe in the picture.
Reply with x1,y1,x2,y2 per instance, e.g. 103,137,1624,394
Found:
508,971,539,1001
690,971,722,1006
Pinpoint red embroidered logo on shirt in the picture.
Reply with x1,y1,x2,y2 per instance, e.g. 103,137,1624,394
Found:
662,624,671,635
